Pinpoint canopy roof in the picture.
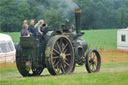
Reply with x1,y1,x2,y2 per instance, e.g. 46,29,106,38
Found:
0,33,12,42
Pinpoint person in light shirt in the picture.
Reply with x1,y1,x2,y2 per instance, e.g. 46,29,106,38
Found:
35,20,45,36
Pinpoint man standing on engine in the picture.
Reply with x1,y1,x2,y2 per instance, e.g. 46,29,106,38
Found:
28,19,36,36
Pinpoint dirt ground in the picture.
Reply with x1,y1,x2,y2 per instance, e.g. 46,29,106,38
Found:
0,50,128,70
99,50,128,63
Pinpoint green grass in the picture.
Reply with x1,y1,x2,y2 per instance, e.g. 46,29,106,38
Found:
0,63,128,85
0,29,117,49
0,32,20,43
82,29,117,49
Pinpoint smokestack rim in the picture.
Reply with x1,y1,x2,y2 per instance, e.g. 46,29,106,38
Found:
75,9,81,13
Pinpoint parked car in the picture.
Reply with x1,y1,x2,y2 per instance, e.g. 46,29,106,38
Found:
0,33,16,63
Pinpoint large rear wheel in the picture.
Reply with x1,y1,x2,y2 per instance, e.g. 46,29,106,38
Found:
45,35,75,75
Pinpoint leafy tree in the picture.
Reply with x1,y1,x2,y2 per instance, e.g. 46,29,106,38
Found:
0,0,32,32
0,0,128,32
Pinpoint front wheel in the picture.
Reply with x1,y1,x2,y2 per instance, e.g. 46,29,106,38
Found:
85,49,101,73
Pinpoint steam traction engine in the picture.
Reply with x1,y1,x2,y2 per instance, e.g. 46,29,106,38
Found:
16,9,101,76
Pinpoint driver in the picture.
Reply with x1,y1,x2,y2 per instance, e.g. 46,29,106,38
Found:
35,20,44,36
35,19,48,36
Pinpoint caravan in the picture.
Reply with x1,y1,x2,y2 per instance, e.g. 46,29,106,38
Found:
117,28,128,50
0,33,16,63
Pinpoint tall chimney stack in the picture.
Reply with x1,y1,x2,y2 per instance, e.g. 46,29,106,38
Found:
75,8,81,36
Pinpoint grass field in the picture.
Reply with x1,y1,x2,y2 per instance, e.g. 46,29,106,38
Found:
0,62,128,85
0,29,128,85
0,29,117,49
82,29,117,49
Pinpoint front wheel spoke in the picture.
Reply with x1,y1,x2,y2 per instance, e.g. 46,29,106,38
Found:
95,60,97,65
89,63,92,68
94,64,97,69
93,53,96,59
94,63,97,68
91,53,93,58
92,64,95,71
89,55,91,59
90,64,93,70
88,57,91,61
88,59,92,64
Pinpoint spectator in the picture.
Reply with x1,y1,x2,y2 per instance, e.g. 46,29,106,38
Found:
24,20,28,25
28,19,36,36
40,23,48,35
21,24,30,37
35,20,44,36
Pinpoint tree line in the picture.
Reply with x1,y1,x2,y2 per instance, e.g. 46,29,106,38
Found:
0,0,128,32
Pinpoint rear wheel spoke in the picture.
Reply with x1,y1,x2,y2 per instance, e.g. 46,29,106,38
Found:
65,58,69,62
66,53,71,56
53,56,59,59
62,43,68,52
54,61,59,67
53,60,56,65
60,38,63,45
56,42,62,53
64,49,68,54
64,60,70,67
53,49,60,54
57,66,61,73
61,64,65,73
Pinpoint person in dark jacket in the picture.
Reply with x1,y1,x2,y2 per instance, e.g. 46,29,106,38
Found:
39,23,48,42
40,23,48,35
28,19,36,36
21,24,30,37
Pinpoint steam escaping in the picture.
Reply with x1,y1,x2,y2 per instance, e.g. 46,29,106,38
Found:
54,0,79,11
50,0,79,18
14,0,79,28
17,0,79,18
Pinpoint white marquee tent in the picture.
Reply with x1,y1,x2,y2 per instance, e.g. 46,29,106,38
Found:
117,27,128,50
0,33,16,63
